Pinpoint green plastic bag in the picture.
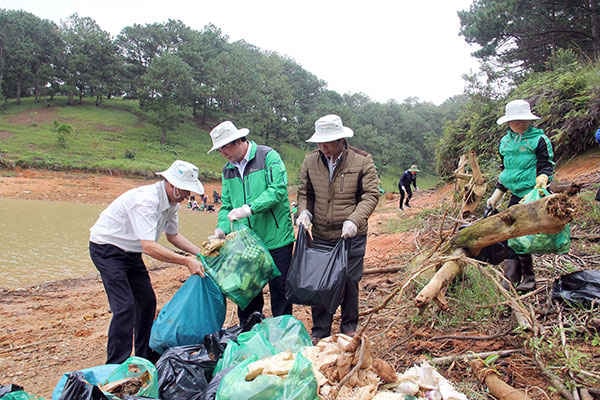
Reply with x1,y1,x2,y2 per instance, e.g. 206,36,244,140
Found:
200,225,280,309
1,391,44,400
102,356,159,399
215,352,318,400
248,315,312,354
508,188,571,255
214,316,312,374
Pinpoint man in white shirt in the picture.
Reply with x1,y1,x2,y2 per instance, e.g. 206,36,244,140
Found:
89,160,205,364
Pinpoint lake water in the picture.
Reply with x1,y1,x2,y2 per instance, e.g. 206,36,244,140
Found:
0,198,217,289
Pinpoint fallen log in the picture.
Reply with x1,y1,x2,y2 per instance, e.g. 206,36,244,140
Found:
451,192,574,257
471,359,531,400
415,193,574,309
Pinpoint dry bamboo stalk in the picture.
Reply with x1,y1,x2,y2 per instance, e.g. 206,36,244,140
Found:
471,359,531,400
428,349,522,365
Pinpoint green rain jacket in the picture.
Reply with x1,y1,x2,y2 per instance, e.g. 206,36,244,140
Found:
498,126,555,198
217,141,294,250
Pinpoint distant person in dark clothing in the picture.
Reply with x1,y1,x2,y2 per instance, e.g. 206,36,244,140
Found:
213,190,221,204
398,164,419,209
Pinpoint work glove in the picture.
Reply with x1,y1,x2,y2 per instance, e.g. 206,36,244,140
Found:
415,186,419,191
212,228,226,239
535,174,549,189
341,220,358,239
296,210,312,228
486,188,505,209
228,204,252,221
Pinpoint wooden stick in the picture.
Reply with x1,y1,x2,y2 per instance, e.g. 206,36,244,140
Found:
363,265,402,275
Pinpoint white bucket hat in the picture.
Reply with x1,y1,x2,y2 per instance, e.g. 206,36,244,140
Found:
306,114,354,143
408,164,420,172
496,99,540,125
207,121,249,153
156,160,204,194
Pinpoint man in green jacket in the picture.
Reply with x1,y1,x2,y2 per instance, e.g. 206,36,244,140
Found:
208,121,295,322
296,114,380,342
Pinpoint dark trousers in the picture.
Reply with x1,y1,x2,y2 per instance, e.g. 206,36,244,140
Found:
237,243,294,323
311,235,366,339
399,184,413,207
505,194,533,266
89,242,158,364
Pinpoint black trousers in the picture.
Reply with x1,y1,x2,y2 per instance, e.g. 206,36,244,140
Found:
237,242,294,323
311,234,366,339
505,194,533,266
89,242,158,364
398,184,413,207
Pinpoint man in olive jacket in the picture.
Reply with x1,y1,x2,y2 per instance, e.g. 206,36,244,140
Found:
208,121,295,322
296,114,380,341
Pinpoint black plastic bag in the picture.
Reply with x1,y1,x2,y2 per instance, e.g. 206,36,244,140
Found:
200,367,234,400
156,344,216,400
551,270,600,306
58,372,108,400
286,225,348,313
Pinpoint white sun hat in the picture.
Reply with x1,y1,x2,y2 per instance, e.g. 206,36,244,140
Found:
496,99,540,125
306,114,354,143
156,160,204,194
207,121,249,153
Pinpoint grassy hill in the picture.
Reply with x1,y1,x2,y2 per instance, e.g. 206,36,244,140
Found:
0,97,439,192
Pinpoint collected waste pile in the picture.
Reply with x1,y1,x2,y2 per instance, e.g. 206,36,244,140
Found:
0,225,471,400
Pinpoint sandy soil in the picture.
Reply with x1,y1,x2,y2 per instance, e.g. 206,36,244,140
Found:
0,153,598,398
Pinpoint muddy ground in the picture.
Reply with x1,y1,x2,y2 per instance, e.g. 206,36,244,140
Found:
0,155,599,399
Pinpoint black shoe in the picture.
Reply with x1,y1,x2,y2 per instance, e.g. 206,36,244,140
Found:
516,255,536,292
502,259,521,290
405,203,411,208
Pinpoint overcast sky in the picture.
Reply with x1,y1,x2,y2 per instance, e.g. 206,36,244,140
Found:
2,0,480,105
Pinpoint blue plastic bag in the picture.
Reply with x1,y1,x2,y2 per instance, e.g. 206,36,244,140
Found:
52,364,119,400
508,188,571,254
150,275,226,354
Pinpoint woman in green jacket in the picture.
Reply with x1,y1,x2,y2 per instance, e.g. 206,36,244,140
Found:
208,121,295,323
486,99,555,292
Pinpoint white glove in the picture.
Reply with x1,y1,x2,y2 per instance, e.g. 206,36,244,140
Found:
535,174,548,189
296,210,312,227
212,228,225,239
486,188,505,208
228,204,252,221
415,186,419,191
341,220,358,239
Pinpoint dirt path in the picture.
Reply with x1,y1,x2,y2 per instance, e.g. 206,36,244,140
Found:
0,154,598,398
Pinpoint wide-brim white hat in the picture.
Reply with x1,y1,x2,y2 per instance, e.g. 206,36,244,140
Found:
306,114,354,143
207,121,249,153
408,164,420,172
156,160,204,194
497,99,540,125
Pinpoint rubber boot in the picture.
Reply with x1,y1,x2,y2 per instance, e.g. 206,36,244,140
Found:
516,255,536,292
502,259,521,290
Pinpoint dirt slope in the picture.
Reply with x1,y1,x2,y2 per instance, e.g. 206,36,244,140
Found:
1,152,599,399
